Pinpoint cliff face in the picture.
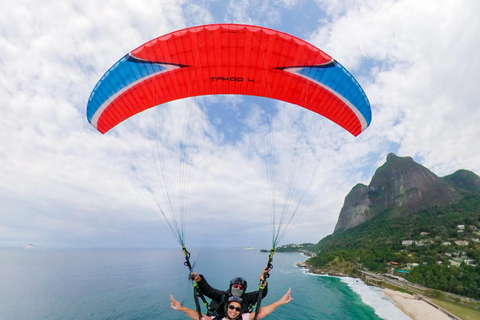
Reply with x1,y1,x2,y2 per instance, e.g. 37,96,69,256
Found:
334,184,373,232
334,153,464,232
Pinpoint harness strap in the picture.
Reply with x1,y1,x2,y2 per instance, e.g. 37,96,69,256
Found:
183,246,209,320
253,248,275,320
252,282,266,320
264,248,275,279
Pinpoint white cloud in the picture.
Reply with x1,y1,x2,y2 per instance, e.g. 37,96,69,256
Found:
310,0,480,176
0,0,188,248
1,0,479,249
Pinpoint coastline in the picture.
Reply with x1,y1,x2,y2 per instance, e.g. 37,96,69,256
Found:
296,260,350,277
296,259,459,320
383,289,452,320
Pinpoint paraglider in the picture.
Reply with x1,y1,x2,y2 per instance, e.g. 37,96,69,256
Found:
87,24,370,136
170,287,292,320
190,266,270,317
86,24,371,318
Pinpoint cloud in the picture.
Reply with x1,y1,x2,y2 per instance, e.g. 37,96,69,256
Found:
0,0,189,248
1,0,479,249
309,0,480,176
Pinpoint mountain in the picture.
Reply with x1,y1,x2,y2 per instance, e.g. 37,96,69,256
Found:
305,153,480,300
443,169,480,193
335,153,465,232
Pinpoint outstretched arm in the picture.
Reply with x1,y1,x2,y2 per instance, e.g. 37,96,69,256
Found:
191,272,225,301
170,295,211,320
259,266,270,297
245,266,271,304
250,288,292,320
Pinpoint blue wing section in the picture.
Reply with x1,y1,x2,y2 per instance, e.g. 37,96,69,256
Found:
296,62,371,127
86,55,168,124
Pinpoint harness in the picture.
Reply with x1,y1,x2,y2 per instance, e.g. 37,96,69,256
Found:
182,246,276,320
183,246,211,320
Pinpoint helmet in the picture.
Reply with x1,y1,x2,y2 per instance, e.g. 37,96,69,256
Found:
229,277,247,291
229,277,247,298
224,296,244,317
227,295,244,306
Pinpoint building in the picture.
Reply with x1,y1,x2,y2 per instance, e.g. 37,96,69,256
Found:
449,260,461,267
464,259,476,266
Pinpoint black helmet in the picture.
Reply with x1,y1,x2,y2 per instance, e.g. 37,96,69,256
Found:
224,296,244,317
229,277,247,291
227,295,244,306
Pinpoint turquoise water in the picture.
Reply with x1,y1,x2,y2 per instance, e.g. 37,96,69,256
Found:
0,248,409,319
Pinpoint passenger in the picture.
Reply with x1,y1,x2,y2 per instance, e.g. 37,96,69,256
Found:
170,287,292,320
190,266,270,317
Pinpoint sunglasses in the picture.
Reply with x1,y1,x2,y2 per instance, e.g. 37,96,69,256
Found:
232,284,244,290
228,305,242,312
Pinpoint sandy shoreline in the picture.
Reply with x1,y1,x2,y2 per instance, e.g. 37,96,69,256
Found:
297,259,460,320
383,288,452,320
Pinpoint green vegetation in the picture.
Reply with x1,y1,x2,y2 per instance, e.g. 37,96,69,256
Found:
408,264,480,298
307,194,480,299
429,297,480,320
275,243,314,252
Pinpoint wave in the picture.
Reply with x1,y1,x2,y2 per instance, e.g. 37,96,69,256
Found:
340,277,411,320
296,263,410,320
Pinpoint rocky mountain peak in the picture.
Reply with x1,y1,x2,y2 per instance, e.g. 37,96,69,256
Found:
334,153,464,232
386,152,399,162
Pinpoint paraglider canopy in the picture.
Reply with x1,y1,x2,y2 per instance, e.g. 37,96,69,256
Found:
86,26,372,316
87,24,371,136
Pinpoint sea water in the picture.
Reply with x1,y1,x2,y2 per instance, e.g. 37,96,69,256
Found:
0,248,410,320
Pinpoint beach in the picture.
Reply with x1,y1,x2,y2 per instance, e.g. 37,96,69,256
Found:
383,288,452,320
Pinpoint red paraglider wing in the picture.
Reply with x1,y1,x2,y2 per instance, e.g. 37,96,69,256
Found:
87,24,371,136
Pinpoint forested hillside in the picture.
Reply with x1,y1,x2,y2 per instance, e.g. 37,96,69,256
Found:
307,194,480,299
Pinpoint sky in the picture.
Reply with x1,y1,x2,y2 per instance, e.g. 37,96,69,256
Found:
1,0,480,249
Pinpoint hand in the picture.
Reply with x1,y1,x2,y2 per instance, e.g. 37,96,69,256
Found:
279,288,292,305
170,295,184,311
190,272,201,282
260,266,271,281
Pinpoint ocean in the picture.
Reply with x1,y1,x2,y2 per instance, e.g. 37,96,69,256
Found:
0,248,410,320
